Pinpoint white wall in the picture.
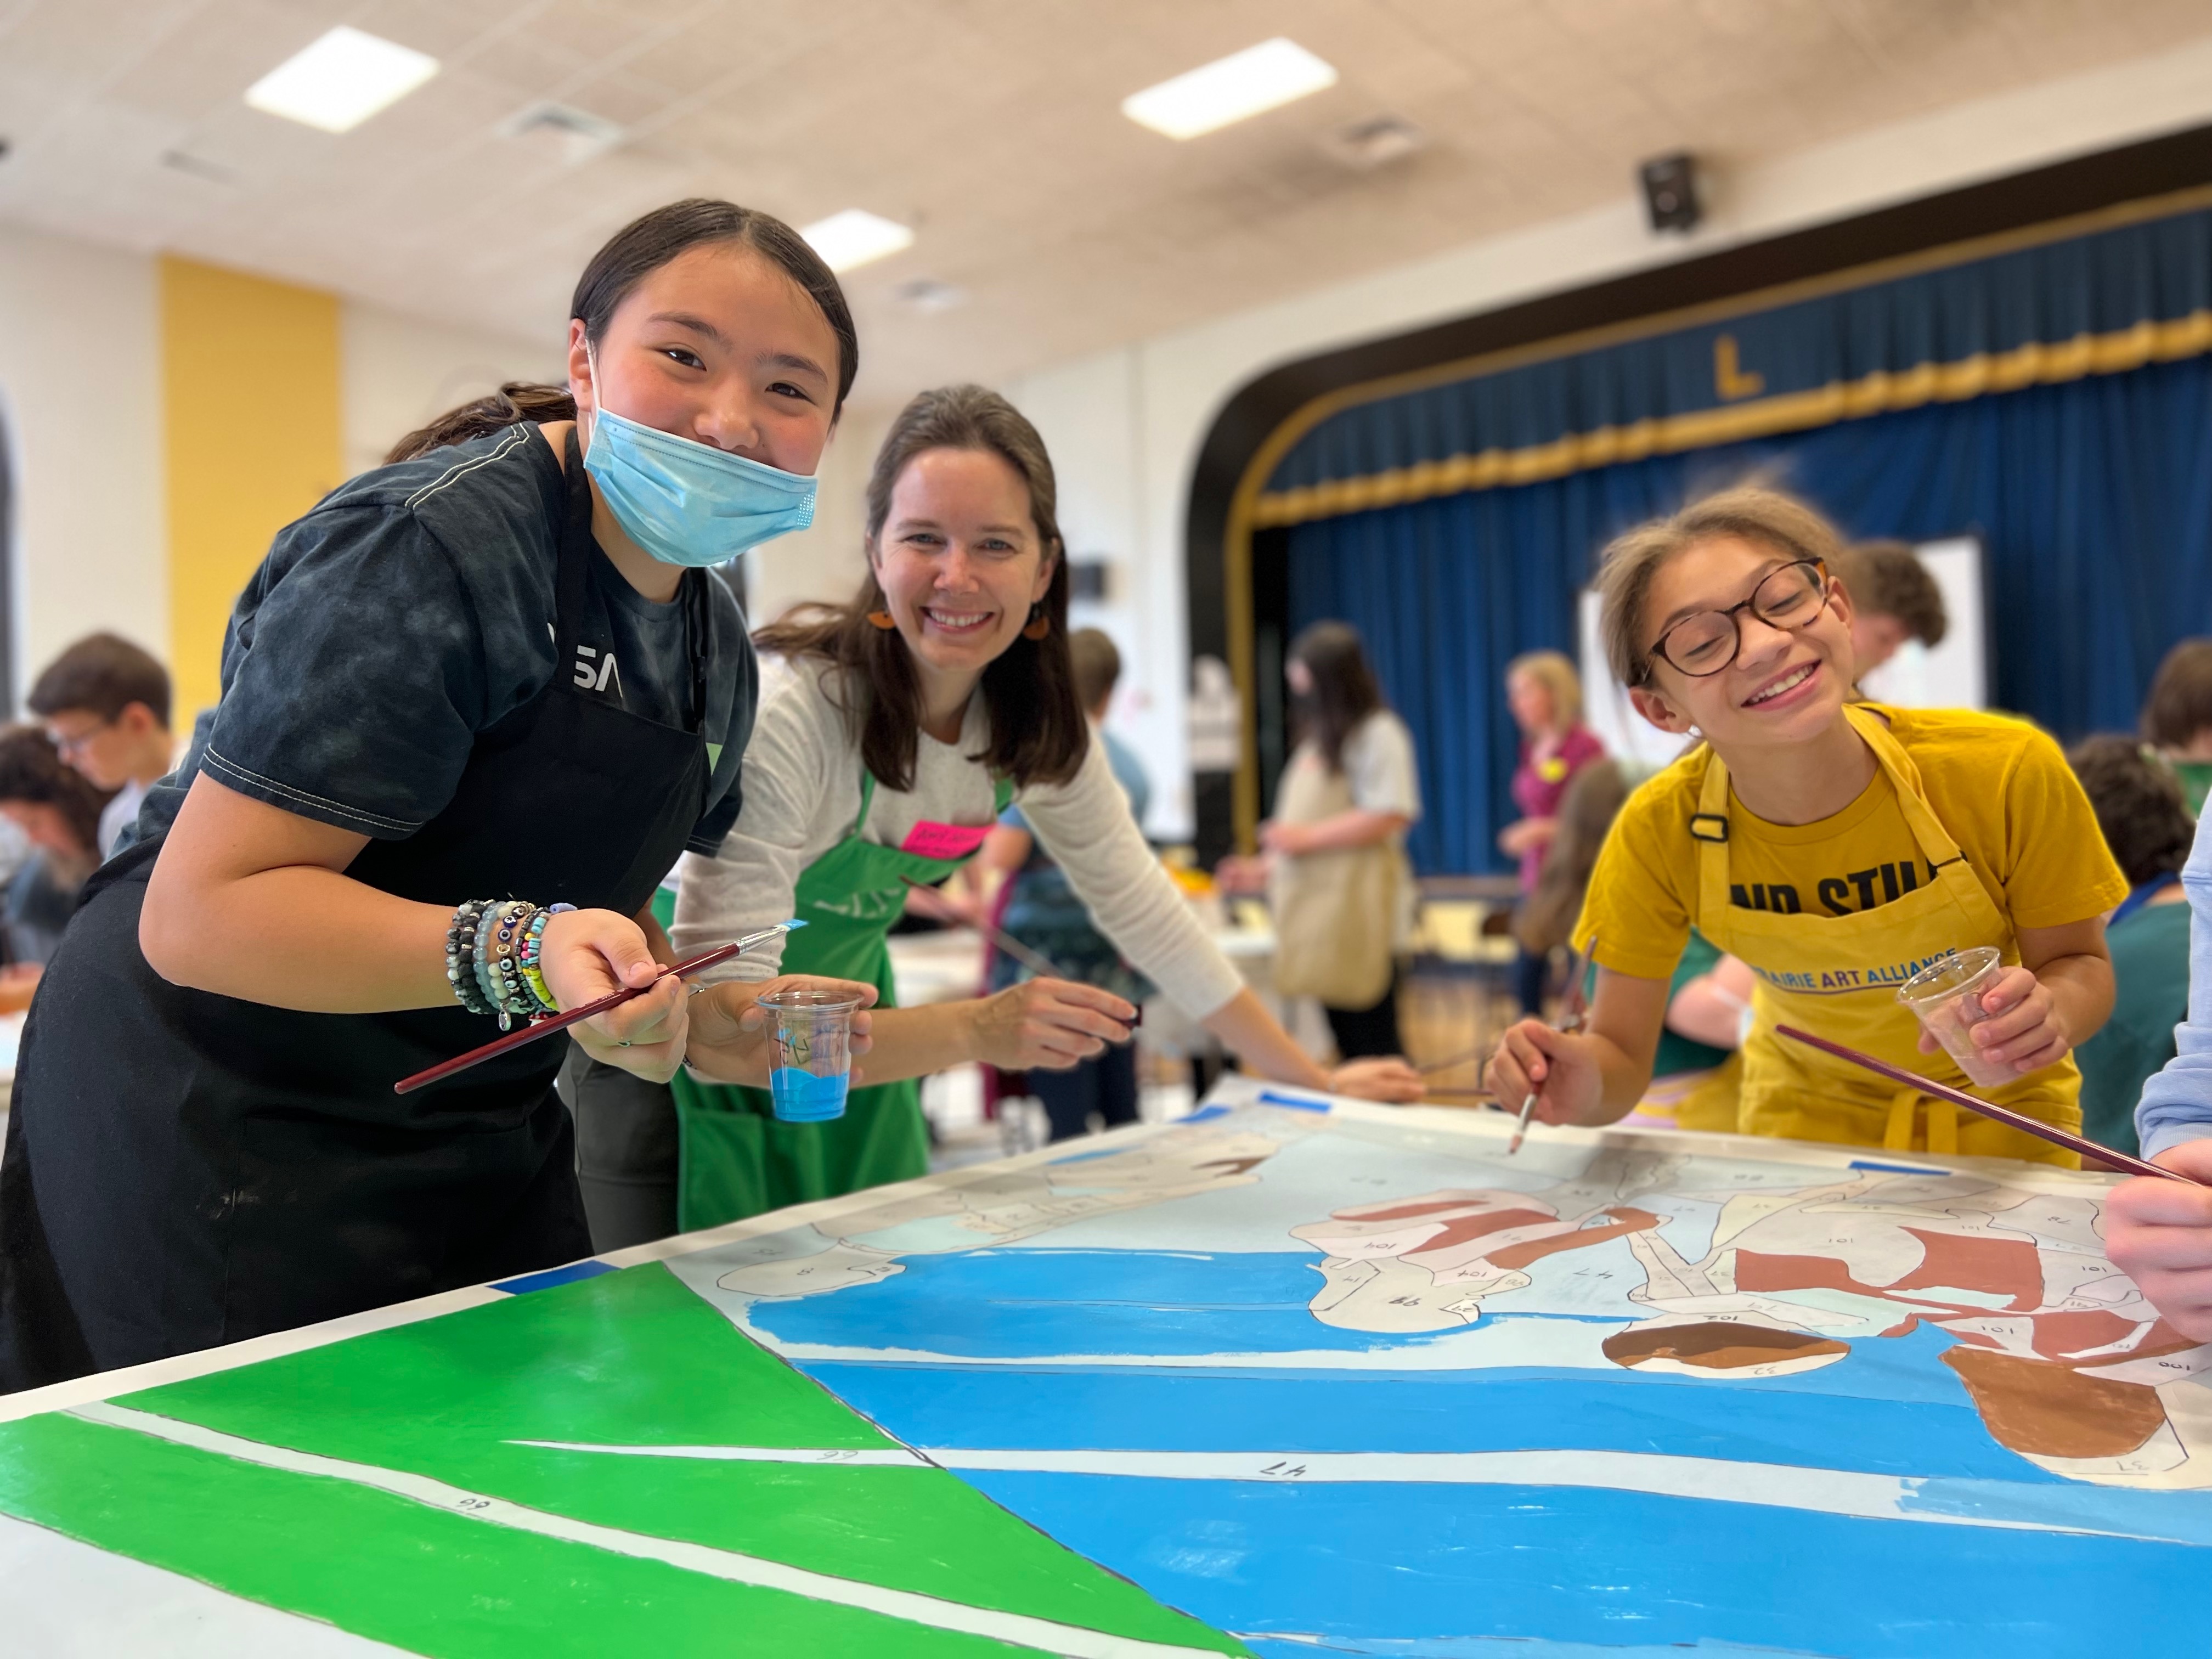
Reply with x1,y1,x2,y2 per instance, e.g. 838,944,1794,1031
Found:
0,221,166,703
340,304,560,480
0,223,588,704
1006,34,2212,840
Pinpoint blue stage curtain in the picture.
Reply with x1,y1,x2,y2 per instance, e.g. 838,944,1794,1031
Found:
1286,352,2212,876
1264,201,2212,510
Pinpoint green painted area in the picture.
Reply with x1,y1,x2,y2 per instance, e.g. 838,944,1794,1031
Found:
0,1411,1048,1658
94,1263,1246,1655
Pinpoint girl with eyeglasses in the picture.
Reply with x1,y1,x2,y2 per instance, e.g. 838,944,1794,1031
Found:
1487,487,2124,1164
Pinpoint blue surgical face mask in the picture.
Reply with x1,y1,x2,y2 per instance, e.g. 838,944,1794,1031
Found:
579,363,818,567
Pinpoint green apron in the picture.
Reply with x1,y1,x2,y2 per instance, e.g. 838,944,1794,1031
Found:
669,768,1011,1231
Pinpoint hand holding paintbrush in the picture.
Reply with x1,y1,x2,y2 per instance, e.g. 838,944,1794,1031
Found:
1482,938,1594,1154
396,922,806,1094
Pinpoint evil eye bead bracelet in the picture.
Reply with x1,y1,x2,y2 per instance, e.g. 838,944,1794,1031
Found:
448,899,573,1029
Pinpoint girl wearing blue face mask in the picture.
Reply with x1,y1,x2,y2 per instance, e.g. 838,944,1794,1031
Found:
0,200,873,1389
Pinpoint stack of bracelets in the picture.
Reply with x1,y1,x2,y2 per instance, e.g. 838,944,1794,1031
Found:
444,899,578,1030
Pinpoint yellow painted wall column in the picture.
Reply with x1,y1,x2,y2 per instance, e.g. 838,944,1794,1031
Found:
161,256,341,723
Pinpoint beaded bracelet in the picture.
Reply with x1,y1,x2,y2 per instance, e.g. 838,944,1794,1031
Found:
444,899,497,1017
518,908,558,1015
530,902,578,1014
476,899,535,1030
447,898,582,1026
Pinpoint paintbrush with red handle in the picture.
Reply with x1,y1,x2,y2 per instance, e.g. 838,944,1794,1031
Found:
394,921,802,1096
1774,1023,2207,1185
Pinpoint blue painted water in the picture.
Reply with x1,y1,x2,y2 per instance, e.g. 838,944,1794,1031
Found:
768,1066,848,1122
950,1472,2200,1659
748,1244,2212,1655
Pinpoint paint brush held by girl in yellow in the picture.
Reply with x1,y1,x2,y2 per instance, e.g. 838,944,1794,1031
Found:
1487,488,2127,1167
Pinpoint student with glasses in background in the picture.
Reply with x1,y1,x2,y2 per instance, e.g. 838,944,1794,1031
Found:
29,633,176,860
1487,488,2124,1165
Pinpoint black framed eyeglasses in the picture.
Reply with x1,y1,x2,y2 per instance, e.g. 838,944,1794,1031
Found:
1643,558,1831,680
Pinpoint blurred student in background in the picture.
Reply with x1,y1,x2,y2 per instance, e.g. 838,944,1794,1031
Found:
970,628,1152,1141
1516,757,1749,1131
1836,539,1947,678
29,633,175,861
1256,621,1421,1060
1499,650,1605,1014
2141,637,2212,816
2067,736,2193,1158
0,726,112,1008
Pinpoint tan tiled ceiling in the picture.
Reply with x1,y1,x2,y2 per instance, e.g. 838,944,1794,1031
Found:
3,0,2209,408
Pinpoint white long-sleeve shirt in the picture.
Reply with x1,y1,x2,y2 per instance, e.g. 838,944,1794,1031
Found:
673,659,1245,1018
2136,809,2212,1159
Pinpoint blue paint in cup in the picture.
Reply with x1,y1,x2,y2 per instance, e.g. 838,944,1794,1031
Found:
757,987,864,1125
769,1065,850,1122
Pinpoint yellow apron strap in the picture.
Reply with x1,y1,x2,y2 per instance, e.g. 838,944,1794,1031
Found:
1883,1087,1917,1151
1881,1086,1960,1155
1927,1095,1958,1155
1692,748,1735,949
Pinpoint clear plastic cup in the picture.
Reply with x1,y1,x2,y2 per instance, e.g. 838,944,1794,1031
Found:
757,988,864,1122
1895,946,2015,1088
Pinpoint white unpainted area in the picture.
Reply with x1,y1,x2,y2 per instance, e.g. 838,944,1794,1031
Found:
66,1402,1235,1659
0,1514,413,1656
497,1442,2206,1545
1001,38,2212,838
338,303,560,481
0,219,165,706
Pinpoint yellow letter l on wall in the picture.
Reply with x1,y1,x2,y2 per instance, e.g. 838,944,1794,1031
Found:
161,256,342,724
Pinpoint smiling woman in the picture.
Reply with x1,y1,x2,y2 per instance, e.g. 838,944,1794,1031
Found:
1486,486,2127,1167
0,200,879,1391
567,385,1425,1244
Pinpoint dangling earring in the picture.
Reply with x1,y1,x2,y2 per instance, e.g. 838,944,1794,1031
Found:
866,609,897,630
1022,604,1050,641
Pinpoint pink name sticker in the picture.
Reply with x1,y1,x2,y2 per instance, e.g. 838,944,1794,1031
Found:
899,820,993,860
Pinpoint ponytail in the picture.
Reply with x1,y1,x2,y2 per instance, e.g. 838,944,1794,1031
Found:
383,381,578,465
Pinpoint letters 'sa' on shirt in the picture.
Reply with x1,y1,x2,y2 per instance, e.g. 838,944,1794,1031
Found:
131,425,755,859
1574,705,2127,983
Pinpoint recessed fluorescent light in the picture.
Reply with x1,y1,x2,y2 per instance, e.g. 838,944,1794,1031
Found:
1122,38,1338,140
800,209,915,273
245,26,439,134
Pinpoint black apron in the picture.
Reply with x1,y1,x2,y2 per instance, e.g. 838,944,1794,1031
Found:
0,428,713,1389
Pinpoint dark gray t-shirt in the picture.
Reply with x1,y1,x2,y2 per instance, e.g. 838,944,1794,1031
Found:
134,424,754,859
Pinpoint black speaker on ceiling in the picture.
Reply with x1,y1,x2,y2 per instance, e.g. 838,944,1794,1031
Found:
1639,153,1701,234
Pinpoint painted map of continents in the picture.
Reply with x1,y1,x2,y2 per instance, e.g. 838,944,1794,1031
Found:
4,1077,2209,1657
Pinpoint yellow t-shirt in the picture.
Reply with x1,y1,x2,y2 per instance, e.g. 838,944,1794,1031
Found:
1574,706,2128,981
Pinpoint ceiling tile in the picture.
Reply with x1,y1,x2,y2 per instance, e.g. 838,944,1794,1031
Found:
1,0,2207,407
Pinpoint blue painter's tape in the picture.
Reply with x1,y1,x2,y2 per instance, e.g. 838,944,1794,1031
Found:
1256,1090,1332,1113
1178,1104,1233,1124
1849,1159,1950,1176
492,1259,619,1295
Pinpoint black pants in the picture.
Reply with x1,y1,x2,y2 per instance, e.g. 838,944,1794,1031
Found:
1515,945,1550,1016
1030,1040,1141,1142
1324,970,1404,1060
561,1047,680,1254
